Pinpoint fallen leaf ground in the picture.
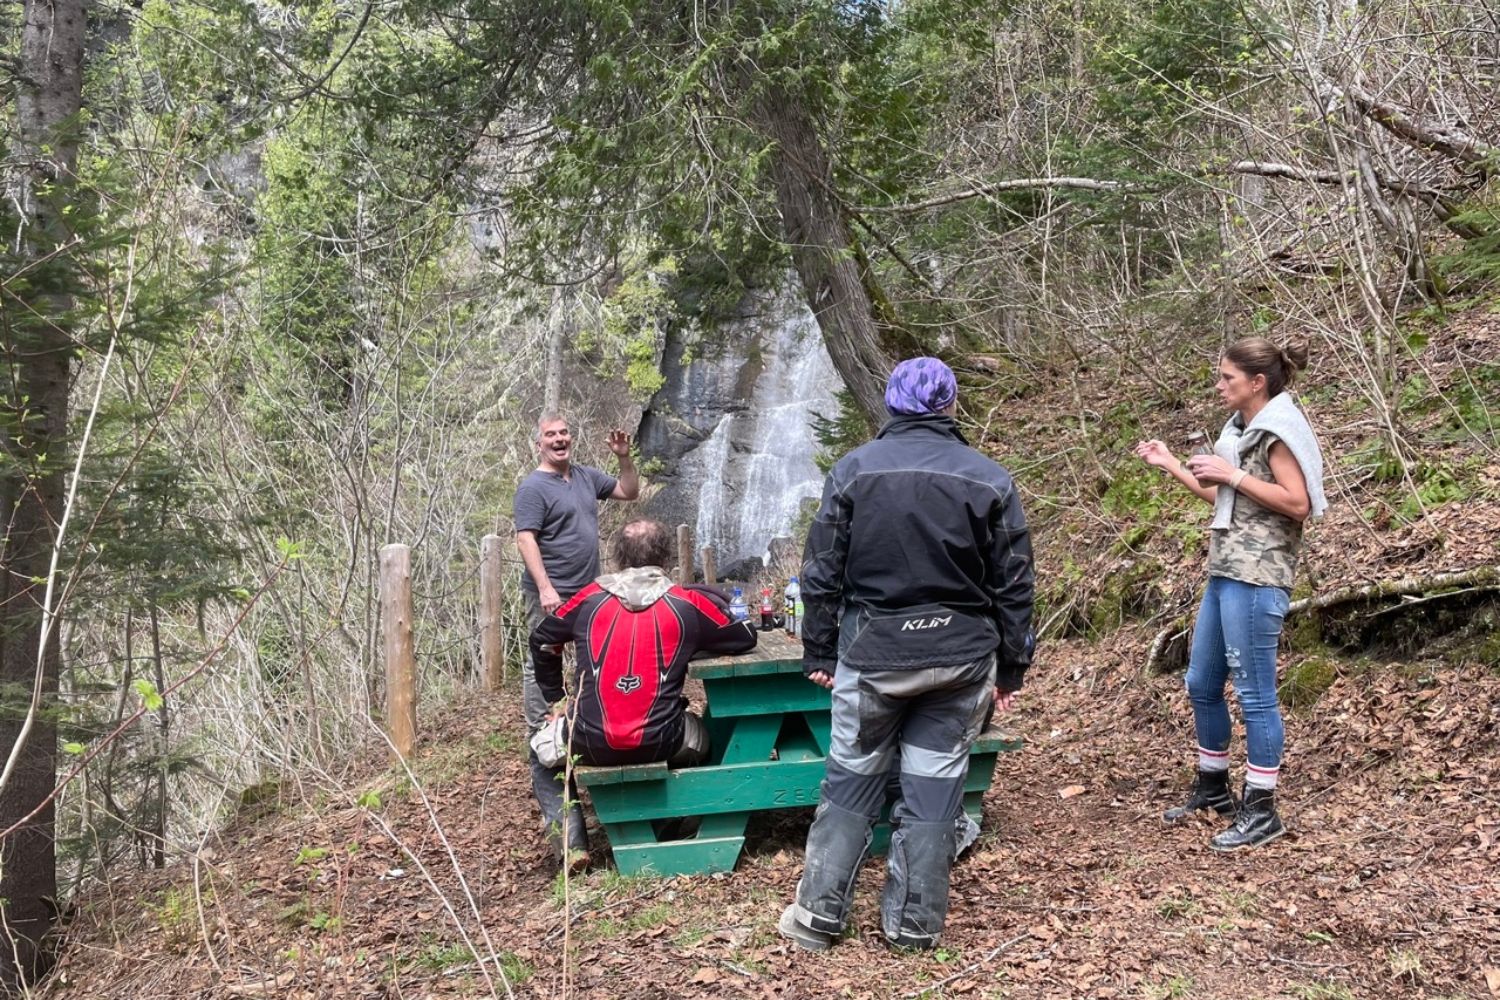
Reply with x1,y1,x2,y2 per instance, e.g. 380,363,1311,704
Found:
42,635,1500,999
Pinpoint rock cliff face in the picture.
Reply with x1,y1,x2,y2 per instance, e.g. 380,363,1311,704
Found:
640,284,842,571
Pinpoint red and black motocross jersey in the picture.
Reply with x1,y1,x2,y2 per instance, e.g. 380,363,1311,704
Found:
530,578,757,766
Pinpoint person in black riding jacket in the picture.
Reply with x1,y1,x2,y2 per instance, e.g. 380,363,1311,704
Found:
779,356,1035,952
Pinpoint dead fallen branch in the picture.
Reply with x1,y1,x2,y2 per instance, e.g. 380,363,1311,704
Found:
1285,565,1500,615
899,930,1033,999
1143,566,1500,672
1143,619,1193,676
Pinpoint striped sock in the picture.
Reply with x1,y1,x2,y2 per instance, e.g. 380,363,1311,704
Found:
1197,746,1230,773
1246,763,1279,790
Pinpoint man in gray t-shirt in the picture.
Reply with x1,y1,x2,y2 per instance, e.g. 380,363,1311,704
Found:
513,414,638,869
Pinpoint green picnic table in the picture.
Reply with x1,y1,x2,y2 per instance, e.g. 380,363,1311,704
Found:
575,630,1022,876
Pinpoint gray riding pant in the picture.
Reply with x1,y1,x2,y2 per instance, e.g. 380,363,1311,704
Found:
822,654,996,823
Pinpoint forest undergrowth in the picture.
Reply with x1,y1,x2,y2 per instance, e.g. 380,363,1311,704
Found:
38,302,1500,1000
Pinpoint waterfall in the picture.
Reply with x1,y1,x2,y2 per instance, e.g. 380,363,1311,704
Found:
689,296,840,567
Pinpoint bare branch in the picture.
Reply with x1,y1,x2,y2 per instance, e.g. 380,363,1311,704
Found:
1336,80,1500,169
860,176,1140,215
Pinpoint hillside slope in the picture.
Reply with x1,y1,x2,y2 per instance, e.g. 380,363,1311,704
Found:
43,305,1500,1000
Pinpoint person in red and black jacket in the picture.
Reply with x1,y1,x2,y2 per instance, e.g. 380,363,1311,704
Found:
529,519,757,767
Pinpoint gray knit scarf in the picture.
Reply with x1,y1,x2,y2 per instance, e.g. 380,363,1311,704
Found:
1210,391,1327,530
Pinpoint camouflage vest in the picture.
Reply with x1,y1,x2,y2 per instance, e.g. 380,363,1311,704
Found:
1206,431,1302,589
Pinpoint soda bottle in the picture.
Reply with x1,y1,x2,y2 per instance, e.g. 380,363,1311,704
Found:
759,589,776,631
729,587,749,622
784,576,801,637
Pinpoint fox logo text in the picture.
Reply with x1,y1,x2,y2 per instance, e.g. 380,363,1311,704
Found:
900,615,952,632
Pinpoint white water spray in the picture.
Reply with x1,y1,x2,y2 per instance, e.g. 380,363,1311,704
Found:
689,294,839,566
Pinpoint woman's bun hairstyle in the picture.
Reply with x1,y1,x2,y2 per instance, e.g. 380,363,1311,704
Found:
1225,335,1308,397
1280,335,1310,376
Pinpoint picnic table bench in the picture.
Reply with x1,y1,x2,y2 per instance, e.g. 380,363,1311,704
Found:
575,630,1022,876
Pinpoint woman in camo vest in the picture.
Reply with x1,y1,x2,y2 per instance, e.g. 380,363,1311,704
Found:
1134,337,1327,850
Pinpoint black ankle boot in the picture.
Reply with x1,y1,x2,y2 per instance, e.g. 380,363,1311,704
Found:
1209,786,1285,851
1162,768,1236,824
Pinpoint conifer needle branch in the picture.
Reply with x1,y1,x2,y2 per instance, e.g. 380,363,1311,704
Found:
0,237,133,803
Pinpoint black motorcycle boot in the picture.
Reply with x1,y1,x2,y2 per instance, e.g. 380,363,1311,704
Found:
1209,786,1285,851
1162,768,1236,824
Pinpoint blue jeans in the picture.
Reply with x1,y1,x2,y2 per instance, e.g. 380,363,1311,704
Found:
1185,576,1289,771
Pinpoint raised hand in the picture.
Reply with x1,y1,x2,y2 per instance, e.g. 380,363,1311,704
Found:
1134,439,1176,470
606,428,631,457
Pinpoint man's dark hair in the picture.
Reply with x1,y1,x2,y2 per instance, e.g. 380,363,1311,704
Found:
612,519,673,570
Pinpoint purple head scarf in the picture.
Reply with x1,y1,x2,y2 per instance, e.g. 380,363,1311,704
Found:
884,357,957,415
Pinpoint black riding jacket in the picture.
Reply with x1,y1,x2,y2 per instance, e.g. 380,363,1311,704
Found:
799,413,1035,690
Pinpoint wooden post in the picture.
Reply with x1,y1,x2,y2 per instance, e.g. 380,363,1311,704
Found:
676,524,692,584
701,545,717,586
381,544,416,758
479,534,504,690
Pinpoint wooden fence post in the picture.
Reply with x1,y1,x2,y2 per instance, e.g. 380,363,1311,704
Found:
479,534,504,690
381,544,416,758
701,545,716,586
677,524,692,584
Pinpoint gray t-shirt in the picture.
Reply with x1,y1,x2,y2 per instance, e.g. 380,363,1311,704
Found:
513,464,619,597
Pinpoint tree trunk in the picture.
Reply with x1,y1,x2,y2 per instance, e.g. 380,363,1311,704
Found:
751,81,892,428
543,286,568,416
0,0,86,985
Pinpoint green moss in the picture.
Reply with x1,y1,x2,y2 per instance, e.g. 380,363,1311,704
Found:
1286,611,1324,649
1458,623,1500,671
1088,560,1161,635
1279,656,1338,710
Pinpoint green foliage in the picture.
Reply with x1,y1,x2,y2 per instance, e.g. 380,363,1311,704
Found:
588,255,680,399
1432,197,1500,287
293,845,330,867
578,900,675,941
308,911,343,933
412,940,474,971
1143,974,1195,1000
809,390,875,473
497,951,535,985
1154,890,1201,920
132,679,165,712
1397,462,1472,522
1397,364,1500,447
150,885,209,951
1092,0,1268,133
1100,463,1173,520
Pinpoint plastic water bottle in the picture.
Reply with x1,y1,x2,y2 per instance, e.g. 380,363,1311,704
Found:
729,586,749,622
784,577,801,637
